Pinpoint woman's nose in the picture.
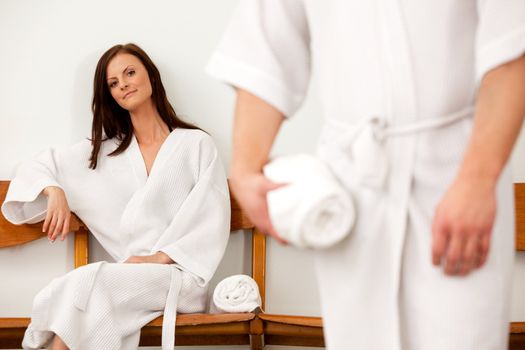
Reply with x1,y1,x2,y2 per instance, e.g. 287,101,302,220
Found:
119,81,129,90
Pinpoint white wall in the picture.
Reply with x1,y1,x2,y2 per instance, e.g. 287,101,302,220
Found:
0,1,523,350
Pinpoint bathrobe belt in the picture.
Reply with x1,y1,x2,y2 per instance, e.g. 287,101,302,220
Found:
320,106,474,190
162,266,183,350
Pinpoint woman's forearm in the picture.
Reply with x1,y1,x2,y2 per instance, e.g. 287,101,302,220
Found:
457,54,525,185
230,89,285,177
43,186,62,197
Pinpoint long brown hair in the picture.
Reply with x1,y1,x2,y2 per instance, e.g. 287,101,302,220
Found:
89,43,200,169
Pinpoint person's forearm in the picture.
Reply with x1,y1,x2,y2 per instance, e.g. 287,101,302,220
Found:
230,89,285,177
43,186,62,197
457,54,525,184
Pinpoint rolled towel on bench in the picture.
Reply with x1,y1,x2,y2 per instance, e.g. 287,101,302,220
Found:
209,275,262,313
263,154,355,249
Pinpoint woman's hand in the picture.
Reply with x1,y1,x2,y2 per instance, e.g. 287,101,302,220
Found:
124,251,174,264
42,186,71,243
431,177,496,276
230,171,287,244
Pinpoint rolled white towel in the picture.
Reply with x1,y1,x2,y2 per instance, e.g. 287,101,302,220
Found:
263,154,355,249
209,275,262,313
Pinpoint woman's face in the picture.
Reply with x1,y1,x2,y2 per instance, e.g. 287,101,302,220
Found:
106,53,153,112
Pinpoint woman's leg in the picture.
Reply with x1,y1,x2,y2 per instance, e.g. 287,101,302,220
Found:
51,334,69,350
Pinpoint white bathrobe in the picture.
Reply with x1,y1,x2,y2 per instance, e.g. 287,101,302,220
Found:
207,1,525,349
2,128,231,349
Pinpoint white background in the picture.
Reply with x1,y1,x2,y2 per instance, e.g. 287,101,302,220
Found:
0,1,524,349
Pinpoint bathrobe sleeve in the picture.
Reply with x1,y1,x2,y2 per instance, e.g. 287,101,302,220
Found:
206,0,311,117
475,0,525,84
1,148,63,224
152,136,231,285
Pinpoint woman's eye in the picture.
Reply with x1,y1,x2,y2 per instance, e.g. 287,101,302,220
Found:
127,70,135,77
109,81,117,88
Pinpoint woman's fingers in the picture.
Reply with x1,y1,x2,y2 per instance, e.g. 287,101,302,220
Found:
43,188,71,243
61,213,71,241
50,214,63,242
46,211,71,243
55,214,64,238
48,214,58,241
43,211,52,235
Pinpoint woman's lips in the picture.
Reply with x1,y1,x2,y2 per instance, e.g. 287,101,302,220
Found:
123,90,137,99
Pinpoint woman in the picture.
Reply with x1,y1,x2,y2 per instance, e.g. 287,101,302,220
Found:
2,43,230,350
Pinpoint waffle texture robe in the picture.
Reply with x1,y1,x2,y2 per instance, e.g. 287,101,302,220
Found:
2,128,231,349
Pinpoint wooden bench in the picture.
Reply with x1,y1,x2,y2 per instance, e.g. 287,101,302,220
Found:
1,180,525,349
0,181,266,349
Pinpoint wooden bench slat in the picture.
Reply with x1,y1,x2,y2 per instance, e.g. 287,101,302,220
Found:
0,318,29,329
0,315,255,332
144,313,256,327
143,322,253,337
0,222,45,248
265,334,325,347
264,321,324,338
511,322,525,334
259,314,323,328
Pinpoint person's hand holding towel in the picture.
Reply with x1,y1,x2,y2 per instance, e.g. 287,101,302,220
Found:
263,154,355,249
210,275,262,313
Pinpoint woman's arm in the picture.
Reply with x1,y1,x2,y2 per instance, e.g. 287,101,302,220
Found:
2,148,67,228
42,186,71,242
432,54,525,276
